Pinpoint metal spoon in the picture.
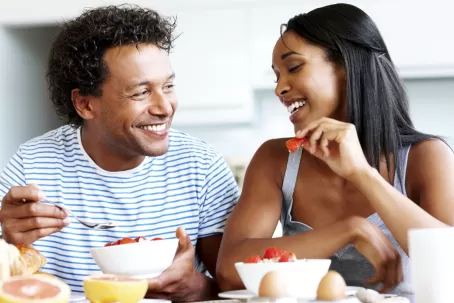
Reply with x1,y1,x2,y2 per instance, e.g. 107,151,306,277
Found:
0,180,117,229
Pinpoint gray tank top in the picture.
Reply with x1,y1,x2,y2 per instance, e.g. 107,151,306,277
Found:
280,146,412,295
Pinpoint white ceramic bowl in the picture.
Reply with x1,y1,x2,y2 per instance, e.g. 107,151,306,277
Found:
235,259,331,299
90,239,179,278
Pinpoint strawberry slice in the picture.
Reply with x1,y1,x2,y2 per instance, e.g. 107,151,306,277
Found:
263,247,286,259
134,236,146,242
152,237,164,241
244,255,262,263
285,137,306,153
278,252,297,262
119,237,135,245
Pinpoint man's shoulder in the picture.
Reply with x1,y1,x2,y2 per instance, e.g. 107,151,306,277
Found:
19,125,77,152
168,129,220,161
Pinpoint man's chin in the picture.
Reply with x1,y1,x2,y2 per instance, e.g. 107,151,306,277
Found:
140,143,169,157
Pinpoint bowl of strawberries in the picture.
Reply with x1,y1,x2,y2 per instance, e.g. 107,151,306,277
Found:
235,248,331,299
90,236,179,278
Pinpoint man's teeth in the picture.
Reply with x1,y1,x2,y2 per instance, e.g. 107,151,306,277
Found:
287,101,306,113
138,124,166,131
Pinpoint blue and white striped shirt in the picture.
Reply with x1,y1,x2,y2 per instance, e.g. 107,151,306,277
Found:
0,125,239,293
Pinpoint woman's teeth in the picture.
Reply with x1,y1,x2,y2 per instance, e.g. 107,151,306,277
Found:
138,124,166,132
287,101,306,114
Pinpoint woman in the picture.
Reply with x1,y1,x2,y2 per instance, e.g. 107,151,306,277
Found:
216,3,454,295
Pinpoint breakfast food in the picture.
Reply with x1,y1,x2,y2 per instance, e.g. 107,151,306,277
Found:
356,288,380,303
285,137,306,153
0,274,71,303
258,271,289,297
83,274,148,303
244,248,297,263
0,240,47,279
316,270,347,301
104,236,164,247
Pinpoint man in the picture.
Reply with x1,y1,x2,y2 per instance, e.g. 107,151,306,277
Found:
0,4,239,301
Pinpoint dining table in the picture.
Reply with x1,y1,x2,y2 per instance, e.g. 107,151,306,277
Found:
193,293,415,303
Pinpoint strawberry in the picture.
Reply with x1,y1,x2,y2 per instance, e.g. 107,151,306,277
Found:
285,137,306,153
134,236,146,242
119,237,135,245
104,242,113,247
263,247,286,259
278,252,297,262
152,237,164,241
244,255,262,263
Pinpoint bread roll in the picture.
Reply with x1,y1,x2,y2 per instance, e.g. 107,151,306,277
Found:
10,245,46,276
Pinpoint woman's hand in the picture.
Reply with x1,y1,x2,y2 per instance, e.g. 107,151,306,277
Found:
347,216,403,293
296,117,371,181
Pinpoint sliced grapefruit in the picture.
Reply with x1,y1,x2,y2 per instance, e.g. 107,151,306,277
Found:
83,274,148,303
0,274,71,303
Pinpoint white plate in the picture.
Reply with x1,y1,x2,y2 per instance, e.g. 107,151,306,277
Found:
218,289,255,299
345,286,365,296
70,295,170,303
218,286,364,300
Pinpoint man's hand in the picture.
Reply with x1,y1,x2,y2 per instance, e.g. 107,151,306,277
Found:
0,184,69,245
146,227,218,302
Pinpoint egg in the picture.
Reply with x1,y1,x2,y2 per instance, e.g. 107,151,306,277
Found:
356,288,380,303
258,271,289,297
316,270,347,301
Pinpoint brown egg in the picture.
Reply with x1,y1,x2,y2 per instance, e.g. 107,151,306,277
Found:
316,270,347,301
258,271,289,297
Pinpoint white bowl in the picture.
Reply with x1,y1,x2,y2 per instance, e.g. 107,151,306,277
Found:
90,239,179,278
235,259,331,299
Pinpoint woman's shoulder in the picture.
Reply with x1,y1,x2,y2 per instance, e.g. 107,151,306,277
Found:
407,138,452,168
247,137,295,179
254,137,294,162
406,138,453,192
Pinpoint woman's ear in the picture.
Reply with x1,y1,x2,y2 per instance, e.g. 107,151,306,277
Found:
71,89,98,121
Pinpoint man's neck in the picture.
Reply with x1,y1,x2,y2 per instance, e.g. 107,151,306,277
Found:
80,125,145,172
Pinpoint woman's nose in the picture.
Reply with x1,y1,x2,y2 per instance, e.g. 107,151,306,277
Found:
275,80,290,97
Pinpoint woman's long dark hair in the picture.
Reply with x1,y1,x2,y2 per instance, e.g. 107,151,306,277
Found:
283,3,441,186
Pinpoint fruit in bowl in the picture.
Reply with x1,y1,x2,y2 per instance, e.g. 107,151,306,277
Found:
244,248,297,263
104,236,164,247
90,237,179,278
235,248,331,299
84,274,148,303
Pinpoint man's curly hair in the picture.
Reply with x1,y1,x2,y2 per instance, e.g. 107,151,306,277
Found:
46,4,177,127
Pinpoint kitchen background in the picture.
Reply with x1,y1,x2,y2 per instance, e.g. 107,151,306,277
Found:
0,0,453,201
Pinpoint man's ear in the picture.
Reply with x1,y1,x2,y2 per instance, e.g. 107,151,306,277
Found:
71,89,98,121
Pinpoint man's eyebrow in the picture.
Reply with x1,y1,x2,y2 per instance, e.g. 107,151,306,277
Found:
128,73,176,90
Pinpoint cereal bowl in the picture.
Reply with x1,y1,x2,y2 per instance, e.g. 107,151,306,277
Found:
90,238,179,278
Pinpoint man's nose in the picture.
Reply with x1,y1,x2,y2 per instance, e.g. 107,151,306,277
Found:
149,93,173,117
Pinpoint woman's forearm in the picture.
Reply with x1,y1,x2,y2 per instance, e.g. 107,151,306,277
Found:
351,167,449,255
217,218,357,291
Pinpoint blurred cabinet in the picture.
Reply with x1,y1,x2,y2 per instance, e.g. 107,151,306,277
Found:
0,0,452,128
0,1,254,127
247,0,454,89
169,8,254,126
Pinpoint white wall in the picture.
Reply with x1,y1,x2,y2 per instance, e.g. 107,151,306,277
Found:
0,26,62,169
179,79,454,163
406,78,454,147
0,23,453,170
